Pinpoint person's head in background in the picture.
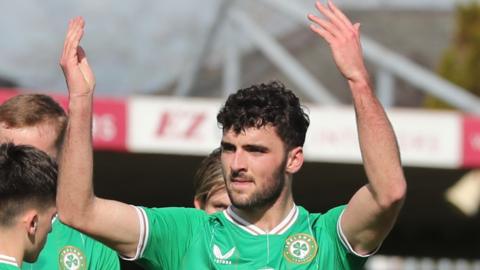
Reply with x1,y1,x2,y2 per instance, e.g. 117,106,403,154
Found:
193,148,231,214
0,143,58,265
0,94,67,159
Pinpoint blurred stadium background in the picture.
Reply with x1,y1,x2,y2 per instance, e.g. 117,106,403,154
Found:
0,0,479,269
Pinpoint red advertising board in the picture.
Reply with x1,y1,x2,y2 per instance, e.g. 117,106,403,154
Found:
0,89,127,152
462,115,480,167
90,98,127,151
0,89,19,102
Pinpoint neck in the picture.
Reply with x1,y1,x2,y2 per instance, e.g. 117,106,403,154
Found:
0,228,23,267
232,188,295,233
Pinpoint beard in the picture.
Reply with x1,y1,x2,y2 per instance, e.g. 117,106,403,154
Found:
224,158,287,210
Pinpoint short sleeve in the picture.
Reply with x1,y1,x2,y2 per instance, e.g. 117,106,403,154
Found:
320,205,369,268
131,207,207,269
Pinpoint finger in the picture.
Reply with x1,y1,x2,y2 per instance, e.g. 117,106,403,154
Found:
315,1,347,33
64,19,80,51
308,14,339,38
354,23,362,44
66,29,81,62
310,24,335,44
327,0,355,31
62,18,84,66
68,19,84,57
62,19,75,59
64,20,73,45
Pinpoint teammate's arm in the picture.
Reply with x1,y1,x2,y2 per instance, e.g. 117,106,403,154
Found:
57,17,140,258
308,0,406,255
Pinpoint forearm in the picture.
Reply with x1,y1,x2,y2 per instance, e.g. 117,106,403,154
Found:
57,93,96,227
308,0,406,252
58,94,141,256
350,78,406,208
56,17,141,256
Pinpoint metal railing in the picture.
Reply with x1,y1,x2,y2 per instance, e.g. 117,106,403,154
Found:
175,0,480,114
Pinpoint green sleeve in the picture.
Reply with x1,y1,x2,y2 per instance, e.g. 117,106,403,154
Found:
135,207,207,269
321,205,368,269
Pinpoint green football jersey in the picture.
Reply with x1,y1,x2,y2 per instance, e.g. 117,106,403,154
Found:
0,255,19,270
129,205,369,269
22,218,119,270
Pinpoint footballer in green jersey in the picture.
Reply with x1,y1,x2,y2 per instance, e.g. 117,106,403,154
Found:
57,3,406,270
0,144,57,269
22,219,120,270
0,94,120,270
127,206,370,269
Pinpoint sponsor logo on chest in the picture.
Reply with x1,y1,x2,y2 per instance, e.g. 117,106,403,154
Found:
58,246,86,270
213,244,236,265
283,233,318,264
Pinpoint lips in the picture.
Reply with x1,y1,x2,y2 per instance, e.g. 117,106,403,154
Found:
231,177,252,183
230,176,254,189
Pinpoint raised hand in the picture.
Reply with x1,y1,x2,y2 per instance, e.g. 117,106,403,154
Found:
309,2,406,257
59,17,95,97
308,0,369,84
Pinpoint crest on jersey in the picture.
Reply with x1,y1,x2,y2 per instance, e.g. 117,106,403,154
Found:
213,244,235,265
283,233,318,264
58,246,86,270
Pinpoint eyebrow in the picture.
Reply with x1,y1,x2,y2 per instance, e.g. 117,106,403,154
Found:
220,141,234,148
243,144,269,153
221,140,269,152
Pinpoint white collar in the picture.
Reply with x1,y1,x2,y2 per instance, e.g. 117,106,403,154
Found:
223,205,298,235
0,254,18,267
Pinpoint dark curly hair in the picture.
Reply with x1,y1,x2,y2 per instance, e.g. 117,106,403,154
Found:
217,81,310,149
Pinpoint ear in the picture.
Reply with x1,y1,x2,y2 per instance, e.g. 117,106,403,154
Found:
286,147,304,174
23,210,39,236
193,198,203,210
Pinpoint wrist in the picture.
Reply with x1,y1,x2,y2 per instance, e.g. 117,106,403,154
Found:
69,89,94,99
348,76,371,92
68,92,93,111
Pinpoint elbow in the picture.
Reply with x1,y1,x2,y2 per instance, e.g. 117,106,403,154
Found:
377,179,407,210
57,207,91,232
56,203,79,228
56,197,91,231
57,210,75,227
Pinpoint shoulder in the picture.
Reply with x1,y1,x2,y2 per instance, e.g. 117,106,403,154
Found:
138,207,210,232
299,205,346,226
322,205,347,220
141,207,208,220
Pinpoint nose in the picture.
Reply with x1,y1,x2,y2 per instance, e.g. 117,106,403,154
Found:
231,150,247,172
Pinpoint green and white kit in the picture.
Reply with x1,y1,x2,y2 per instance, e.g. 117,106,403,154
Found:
126,205,373,269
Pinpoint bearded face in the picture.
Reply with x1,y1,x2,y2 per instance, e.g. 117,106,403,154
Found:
221,126,290,210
